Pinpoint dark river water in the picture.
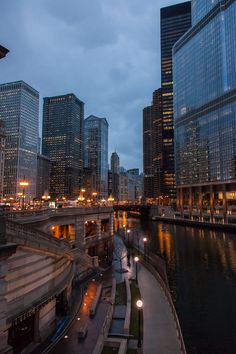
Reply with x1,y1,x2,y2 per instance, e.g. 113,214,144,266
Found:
114,213,236,354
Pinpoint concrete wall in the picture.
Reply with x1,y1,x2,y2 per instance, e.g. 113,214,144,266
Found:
38,299,56,341
6,247,72,322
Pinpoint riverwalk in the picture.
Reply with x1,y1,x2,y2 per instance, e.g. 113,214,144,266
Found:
138,264,181,354
114,235,183,353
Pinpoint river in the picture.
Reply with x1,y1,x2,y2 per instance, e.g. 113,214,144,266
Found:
114,213,236,354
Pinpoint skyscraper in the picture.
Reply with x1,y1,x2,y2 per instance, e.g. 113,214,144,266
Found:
84,115,108,198
173,0,236,222
111,152,120,200
0,81,39,199
111,152,119,174
143,105,153,199
42,94,84,198
143,89,162,200
160,2,191,201
36,154,51,199
0,121,6,199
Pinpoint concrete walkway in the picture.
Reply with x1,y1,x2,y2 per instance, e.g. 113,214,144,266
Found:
138,264,181,354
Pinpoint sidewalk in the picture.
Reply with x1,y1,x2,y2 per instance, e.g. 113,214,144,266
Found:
138,264,181,354
114,235,182,353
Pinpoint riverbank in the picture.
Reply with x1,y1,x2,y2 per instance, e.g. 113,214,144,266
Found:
153,215,236,232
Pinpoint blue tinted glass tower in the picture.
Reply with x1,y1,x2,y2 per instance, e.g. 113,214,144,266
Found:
174,0,236,221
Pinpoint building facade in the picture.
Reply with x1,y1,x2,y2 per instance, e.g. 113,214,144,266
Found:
36,154,51,199
42,94,84,199
160,2,191,201
111,152,120,200
173,0,236,222
0,120,6,199
84,115,108,198
0,81,39,200
143,105,154,199
143,89,163,200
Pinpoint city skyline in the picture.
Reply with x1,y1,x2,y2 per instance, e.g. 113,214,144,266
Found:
0,0,189,171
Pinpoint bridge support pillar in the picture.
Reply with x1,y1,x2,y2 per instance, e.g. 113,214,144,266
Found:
96,219,101,239
109,214,114,238
75,217,85,249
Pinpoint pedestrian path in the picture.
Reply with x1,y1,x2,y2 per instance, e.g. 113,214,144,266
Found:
138,264,181,354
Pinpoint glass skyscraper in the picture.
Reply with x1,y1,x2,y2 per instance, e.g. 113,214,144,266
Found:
174,0,236,222
160,2,191,201
84,115,108,198
42,94,84,198
0,81,39,199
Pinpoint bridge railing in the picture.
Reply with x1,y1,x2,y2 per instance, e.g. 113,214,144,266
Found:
4,206,113,220
6,219,72,258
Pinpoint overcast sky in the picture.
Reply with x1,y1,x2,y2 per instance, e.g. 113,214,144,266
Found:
1,0,185,171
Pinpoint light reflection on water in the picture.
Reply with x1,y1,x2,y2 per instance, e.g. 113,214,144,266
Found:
115,212,236,354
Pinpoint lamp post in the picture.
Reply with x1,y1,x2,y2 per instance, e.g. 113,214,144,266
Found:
92,192,98,204
136,299,143,348
123,224,126,239
42,194,51,208
134,256,139,284
19,177,29,209
143,237,147,261
127,229,130,248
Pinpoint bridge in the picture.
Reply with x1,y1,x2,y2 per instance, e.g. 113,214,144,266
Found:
0,206,113,354
113,204,159,218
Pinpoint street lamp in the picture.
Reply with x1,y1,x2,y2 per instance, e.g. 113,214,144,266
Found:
19,177,29,209
134,256,139,284
42,194,51,207
108,195,114,204
123,224,126,239
136,299,143,348
127,229,130,248
92,192,98,204
143,237,147,261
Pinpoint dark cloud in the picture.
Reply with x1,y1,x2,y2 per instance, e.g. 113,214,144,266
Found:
0,0,187,170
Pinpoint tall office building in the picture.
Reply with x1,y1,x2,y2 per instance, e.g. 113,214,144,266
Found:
42,94,84,198
111,152,120,200
160,2,191,200
143,89,162,200
111,152,119,174
173,0,236,221
36,154,51,199
143,105,153,199
0,120,6,199
0,81,39,199
84,115,108,198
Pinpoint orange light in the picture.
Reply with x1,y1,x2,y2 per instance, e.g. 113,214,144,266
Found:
19,180,29,187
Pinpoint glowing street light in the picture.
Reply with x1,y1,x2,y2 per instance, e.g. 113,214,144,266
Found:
134,256,139,284
127,229,131,248
108,195,114,204
136,299,143,348
143,237,147,261
19,177,29,209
